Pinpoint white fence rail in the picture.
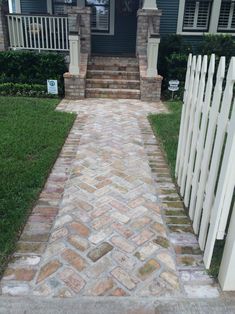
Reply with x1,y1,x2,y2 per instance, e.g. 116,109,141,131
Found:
7,14,69,51
176,53,235,291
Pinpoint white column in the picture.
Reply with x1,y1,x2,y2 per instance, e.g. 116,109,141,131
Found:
47,0,53,14
143,0,158,10
147,37,160,77
69,34,80,75
218,202,235,291
209,0,222,33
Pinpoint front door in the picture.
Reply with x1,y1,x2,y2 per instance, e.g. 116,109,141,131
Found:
89,0,140,55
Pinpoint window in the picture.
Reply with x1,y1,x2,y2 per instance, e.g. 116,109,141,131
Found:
53,0,77,15
218,0,235,31
86,0,110,33
183,0,212,31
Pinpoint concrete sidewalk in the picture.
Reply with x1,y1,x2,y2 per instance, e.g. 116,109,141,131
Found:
0,296,235,314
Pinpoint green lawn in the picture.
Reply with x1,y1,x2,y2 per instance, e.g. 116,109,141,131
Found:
0,97,75,275
149,101,182,178
149,101,222,277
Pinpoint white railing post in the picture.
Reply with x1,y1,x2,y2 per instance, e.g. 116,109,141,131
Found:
69,34,80,75
147,37,160,77
218,202,235,291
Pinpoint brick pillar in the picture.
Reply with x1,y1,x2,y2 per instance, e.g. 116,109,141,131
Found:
136,9,161,57
0,3,9,51
64,6,91,99
136,8,163,102
67,6,91,55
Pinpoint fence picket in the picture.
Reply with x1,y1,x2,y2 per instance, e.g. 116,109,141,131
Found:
180,56,202,196
199,58,235,250
184,56,208,207
175,54,192,178
177,56,196,186
203,58,235,268
177,54,235,289
189,55,216,219
192,57,225,234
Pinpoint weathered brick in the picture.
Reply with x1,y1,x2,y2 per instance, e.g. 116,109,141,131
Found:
36,260,62,283
111,236,135,253
59,268,85,293
87,242,113,262
69,221,90,237
3,268,36,281
111,267,138,290
61,249,86,271
138,259,161,280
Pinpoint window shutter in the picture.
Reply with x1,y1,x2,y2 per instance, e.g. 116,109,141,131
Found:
218,0,235,30
87,0,110,33
184,1,196,29
91,6,109,31
183,0,211,31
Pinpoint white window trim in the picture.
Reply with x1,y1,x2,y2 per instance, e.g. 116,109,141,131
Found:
9,0,21,13
177,0,235,35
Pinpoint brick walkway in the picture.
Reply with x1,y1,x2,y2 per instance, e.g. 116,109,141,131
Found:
0,99,220,298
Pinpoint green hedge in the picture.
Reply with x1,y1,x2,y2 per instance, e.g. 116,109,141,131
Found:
158,34,235,100
0,51,67,95
0,83,58,97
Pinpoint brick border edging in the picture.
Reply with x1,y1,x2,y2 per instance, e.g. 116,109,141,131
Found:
139,114,220,297
0,114,88,289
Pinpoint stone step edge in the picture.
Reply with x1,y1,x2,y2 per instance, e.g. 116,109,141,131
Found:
85,88,141,94
86,79,140,83
87,70,140,75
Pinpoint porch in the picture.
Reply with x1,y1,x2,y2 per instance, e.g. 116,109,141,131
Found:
1,0,163,101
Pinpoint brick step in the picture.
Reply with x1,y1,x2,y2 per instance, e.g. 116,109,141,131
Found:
87,70,140,80
86,78,140,90
89,56,138,67
85,88,140,99
87,64,139,72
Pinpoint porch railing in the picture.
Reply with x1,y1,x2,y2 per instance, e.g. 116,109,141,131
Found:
7,14,69,51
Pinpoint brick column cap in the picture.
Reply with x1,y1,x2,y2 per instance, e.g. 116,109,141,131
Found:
67,6,91,14
137,8,162,17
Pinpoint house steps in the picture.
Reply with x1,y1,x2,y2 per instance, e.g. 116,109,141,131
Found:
86,57,140,99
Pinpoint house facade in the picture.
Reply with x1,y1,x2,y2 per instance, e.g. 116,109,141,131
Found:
5,0,235,54
0,0,234,101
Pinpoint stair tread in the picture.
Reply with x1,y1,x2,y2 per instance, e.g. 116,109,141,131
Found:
86,78,140,83
86,88,140,93
87,70,139,74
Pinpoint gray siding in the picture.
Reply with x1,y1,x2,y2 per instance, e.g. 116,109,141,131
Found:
157,0,204,51
157,0,180,35
21,0,47,14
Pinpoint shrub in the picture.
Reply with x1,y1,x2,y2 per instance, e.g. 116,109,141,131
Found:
198,34,235,61
0,83,58,98
0,51,67,95
158,35,192,99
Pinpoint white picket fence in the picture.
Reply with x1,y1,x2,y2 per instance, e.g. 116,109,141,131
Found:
176,53,235,291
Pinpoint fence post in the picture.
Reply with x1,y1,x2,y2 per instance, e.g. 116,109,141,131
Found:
218,202,235,290
69,34,80,75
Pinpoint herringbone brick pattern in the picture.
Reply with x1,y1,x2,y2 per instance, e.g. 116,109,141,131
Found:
0,99,219,298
